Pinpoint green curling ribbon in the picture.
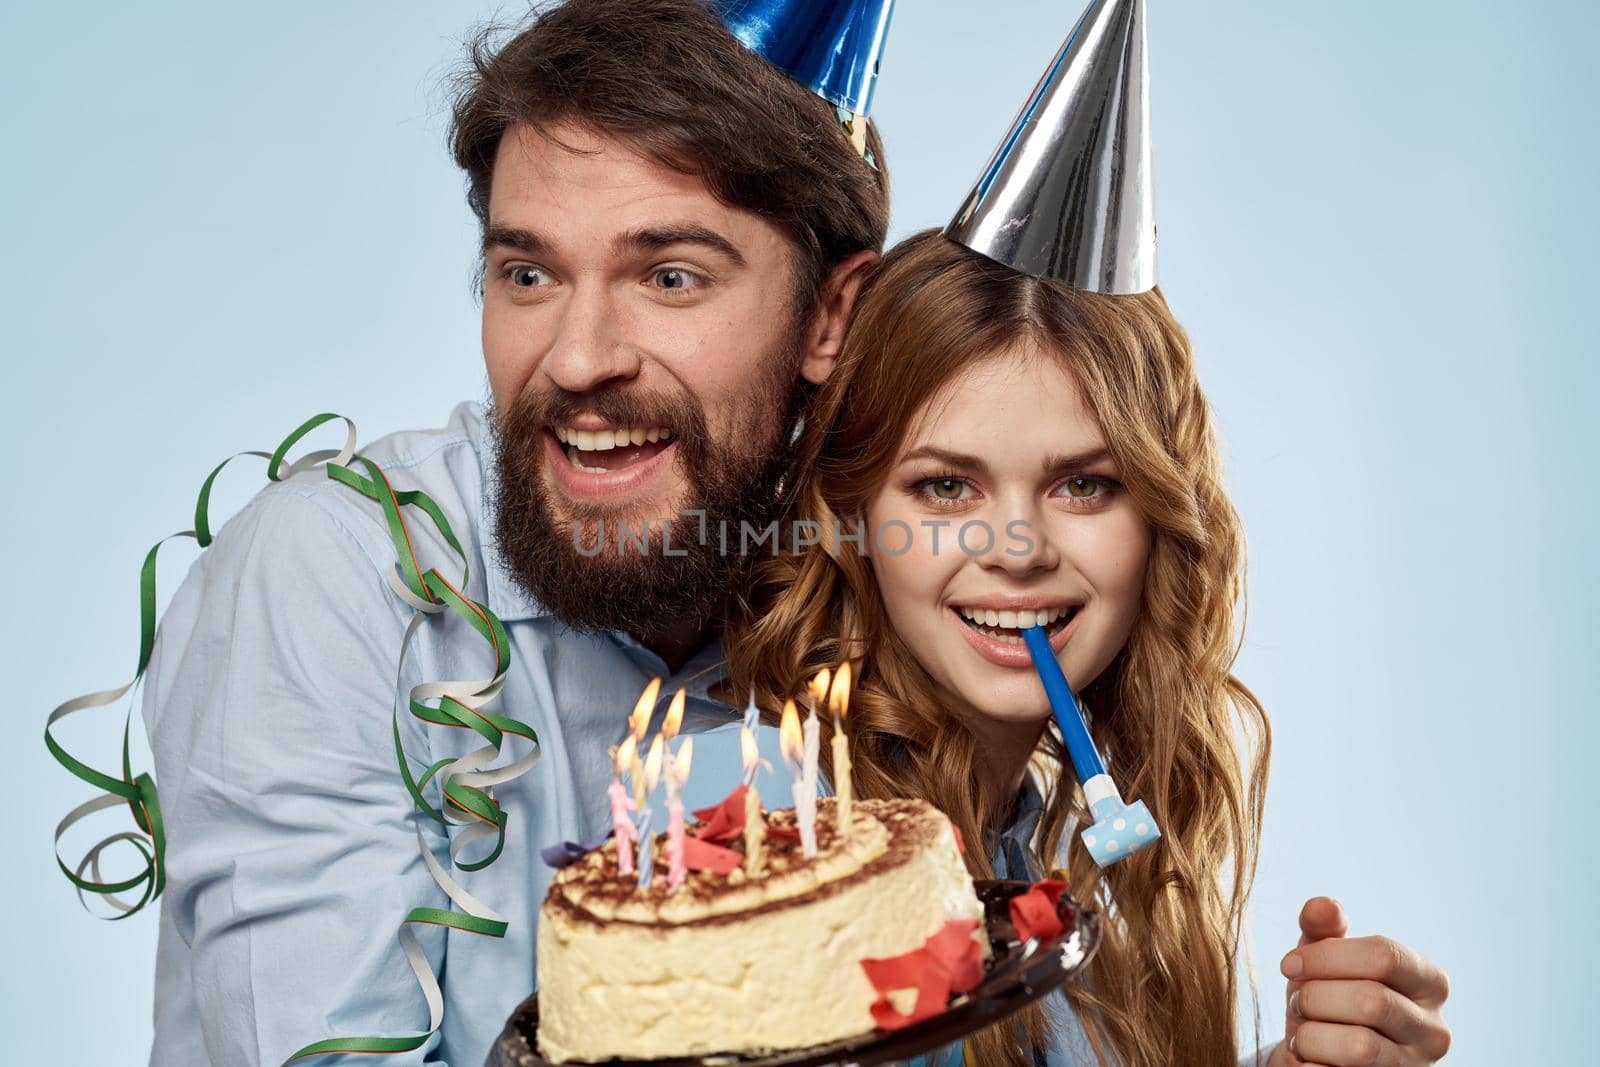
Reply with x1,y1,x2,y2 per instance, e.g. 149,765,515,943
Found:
45,414,542,1064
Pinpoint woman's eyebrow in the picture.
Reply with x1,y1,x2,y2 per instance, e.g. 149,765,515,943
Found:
898,446,988,471
1042,448,1115,473
899,446,1114,473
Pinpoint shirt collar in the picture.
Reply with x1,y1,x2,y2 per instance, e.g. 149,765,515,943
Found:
466,400,550,624
989,769,1049,881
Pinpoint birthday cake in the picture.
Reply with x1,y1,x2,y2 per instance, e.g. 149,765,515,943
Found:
535,796,987,1063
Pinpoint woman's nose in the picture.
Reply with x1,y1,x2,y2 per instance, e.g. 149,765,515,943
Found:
975,508,1061,577
540,285,643,393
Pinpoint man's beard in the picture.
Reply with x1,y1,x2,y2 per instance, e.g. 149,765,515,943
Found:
487,360,801,640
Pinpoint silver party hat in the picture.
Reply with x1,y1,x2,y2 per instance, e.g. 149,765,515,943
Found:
944,0,1155,295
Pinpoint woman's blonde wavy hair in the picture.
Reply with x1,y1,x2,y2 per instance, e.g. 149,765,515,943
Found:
722,230,1272,1067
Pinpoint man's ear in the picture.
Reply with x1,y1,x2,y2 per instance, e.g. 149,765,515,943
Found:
799,249,879,386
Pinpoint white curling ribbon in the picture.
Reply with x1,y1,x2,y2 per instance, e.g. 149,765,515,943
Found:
377,512,540,1052
269,416,359,481
48,673,166,917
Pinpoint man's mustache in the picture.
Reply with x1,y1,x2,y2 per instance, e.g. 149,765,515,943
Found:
505,387,706,451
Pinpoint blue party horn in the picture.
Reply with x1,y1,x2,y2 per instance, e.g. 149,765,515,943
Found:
1022,626,1161,866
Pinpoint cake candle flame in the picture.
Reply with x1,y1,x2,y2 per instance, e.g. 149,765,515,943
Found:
614,733,638,778
629,677,661,742
740,725,763,788
806,667,831,711
670,736,694,784
779,699,804,768
644,733,665,793
661,688,686,742
630,745,647,810
827,661,852,723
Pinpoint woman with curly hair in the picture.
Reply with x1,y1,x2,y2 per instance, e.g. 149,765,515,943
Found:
722,225,1452,1066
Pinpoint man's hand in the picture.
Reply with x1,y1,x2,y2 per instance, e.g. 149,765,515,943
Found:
1269,897,1451,1066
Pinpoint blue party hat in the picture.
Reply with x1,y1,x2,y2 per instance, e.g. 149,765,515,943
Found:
715,0,895,117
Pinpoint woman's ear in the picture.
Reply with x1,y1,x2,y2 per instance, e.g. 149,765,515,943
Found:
799,250,878,386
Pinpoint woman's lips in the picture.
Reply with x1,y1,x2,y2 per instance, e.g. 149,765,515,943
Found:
950,606,1077,669
543,428,680,504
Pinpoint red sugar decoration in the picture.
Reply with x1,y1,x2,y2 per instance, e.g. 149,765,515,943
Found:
681,836,741,875
692,785,748,843
1008,879,1067,943
860,918,985,1030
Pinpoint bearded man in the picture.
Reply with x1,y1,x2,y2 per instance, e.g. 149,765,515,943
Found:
141,2,888,1063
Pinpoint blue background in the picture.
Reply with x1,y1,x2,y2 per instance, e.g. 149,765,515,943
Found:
6,2,1594,1062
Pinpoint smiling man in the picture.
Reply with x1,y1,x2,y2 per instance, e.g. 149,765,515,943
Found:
139,2,888,1064
482,118,852,668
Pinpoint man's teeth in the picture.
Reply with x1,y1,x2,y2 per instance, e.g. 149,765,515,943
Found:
553,426,674,451
566,446,608,475
957,605,1072,630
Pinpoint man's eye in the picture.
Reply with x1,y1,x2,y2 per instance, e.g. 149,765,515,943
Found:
651,268,703,292
508,266,551,288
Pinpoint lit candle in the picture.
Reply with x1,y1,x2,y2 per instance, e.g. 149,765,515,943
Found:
829,662,853,837
779,698,816,857
628,676,661,743
801,674,824,855
634,809,655,889
628,679,660,811
806,668,831,716
666,736,693,890
609,734,640,877
637,733,665,889
661,687,686,741
740,724,765,877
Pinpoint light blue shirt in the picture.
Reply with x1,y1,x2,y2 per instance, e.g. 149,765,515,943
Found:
143,399,1275,1067
144,401,756,1066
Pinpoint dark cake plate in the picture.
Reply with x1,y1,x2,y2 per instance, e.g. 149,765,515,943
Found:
486,880,1101,1067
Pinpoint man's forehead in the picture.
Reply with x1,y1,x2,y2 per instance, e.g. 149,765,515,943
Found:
487,122,740,238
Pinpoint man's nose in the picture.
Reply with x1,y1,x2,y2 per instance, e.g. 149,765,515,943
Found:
541,284,643,393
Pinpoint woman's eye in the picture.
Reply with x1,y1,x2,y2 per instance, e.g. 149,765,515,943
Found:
916,477,972,503
651,268,702,292
508,266,551,288
1064,478,1098,498
1055,476,1119,502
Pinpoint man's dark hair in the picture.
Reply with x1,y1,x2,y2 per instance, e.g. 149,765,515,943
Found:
448,0,890,313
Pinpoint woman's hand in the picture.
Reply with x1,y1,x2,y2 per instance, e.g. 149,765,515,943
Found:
1269,897,1451,1066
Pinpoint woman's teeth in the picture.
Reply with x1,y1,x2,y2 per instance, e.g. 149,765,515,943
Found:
956,604,1075,644
554,426,673,450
